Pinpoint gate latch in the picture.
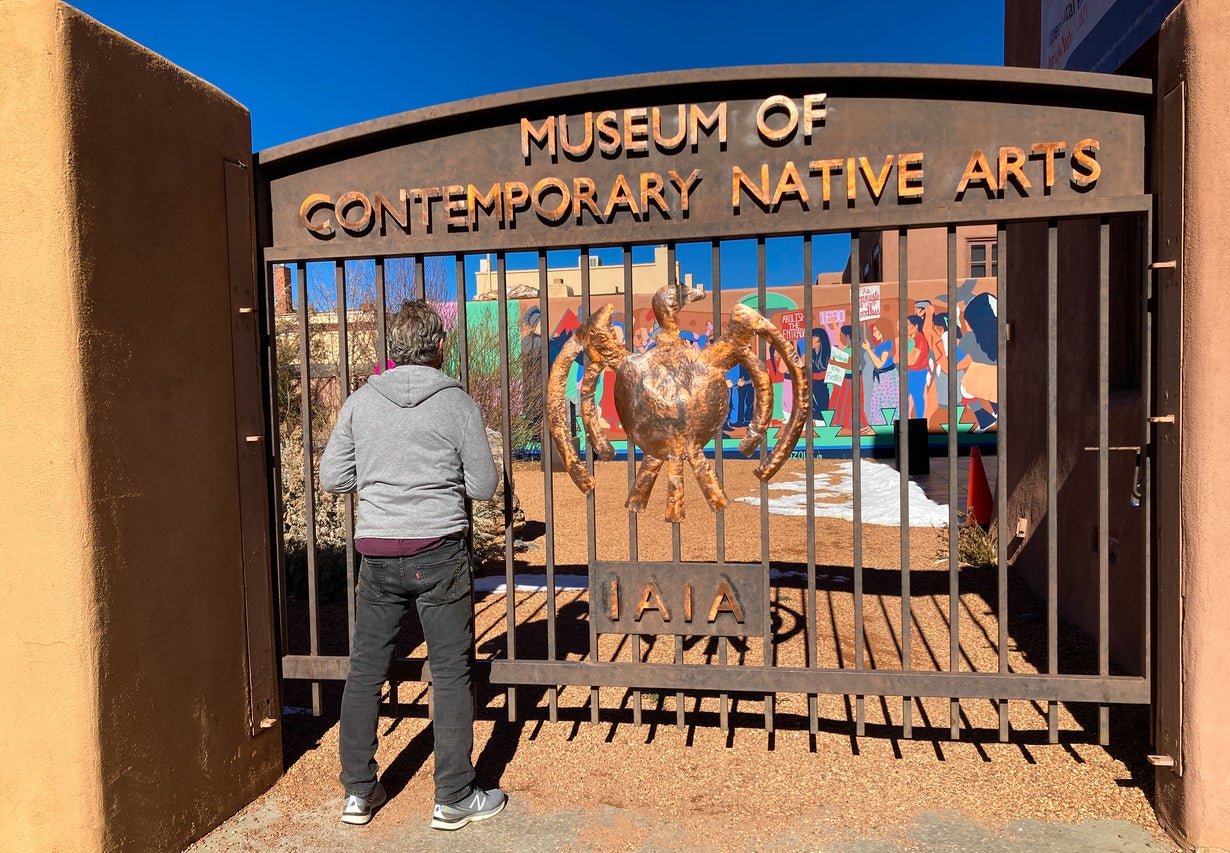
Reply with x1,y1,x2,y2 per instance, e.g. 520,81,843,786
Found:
1130,449,1144,508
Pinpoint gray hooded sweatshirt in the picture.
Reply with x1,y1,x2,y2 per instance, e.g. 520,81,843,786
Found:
319,365,498,539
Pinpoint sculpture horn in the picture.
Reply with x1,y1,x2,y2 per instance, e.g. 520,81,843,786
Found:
546,333,594,493
753,323,810,482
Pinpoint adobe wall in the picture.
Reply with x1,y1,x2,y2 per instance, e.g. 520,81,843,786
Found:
0,3,282,851
0,1,104,849
1154,2,1230,848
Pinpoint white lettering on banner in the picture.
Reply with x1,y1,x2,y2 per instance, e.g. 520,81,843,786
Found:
778,310,805,341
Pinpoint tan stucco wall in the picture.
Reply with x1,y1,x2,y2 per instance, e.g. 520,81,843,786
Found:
0,3,281,851
1155,2,1230,848
0,1,105,849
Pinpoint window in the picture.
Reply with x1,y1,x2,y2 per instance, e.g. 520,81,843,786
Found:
968,240,998,277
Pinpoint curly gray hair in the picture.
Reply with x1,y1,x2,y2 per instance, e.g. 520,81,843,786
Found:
388,300,445,366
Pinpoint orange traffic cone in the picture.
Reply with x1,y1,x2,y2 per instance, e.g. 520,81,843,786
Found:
967,446,993,527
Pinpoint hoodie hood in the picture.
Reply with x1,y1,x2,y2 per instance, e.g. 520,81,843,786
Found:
365,364,461,408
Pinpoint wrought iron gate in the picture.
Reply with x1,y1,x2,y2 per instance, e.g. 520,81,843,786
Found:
256,66,1154,746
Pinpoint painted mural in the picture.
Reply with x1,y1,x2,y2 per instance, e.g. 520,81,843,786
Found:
484,278,997,460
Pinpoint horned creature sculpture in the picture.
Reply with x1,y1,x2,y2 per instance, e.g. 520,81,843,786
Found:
546,283,808,522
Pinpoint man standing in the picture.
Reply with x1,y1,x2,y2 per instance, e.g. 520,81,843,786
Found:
320,300,504,831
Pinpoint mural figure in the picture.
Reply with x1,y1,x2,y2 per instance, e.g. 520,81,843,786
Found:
958,291,999,431
863,318,898,425
767,345,792,425
808,328,831,424
595,319,625,432
546,284,808,522
826,324,875,437
905,314,929,418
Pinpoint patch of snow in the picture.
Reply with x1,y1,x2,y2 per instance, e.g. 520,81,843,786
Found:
736,459,950,528
475,574,589,594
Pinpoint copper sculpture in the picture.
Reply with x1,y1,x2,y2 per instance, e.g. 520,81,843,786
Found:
547,284,809,522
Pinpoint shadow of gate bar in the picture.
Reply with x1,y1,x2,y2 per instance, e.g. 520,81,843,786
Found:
257,65,1153,748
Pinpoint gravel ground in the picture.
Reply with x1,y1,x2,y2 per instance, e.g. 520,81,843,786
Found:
190,459,1179,852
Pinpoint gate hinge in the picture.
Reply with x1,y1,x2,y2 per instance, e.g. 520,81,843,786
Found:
1149,414,1175,424
1147,754,1176,768
1149,260,1177,270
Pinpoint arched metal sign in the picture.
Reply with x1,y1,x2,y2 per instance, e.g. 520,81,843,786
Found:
260,65,1147,259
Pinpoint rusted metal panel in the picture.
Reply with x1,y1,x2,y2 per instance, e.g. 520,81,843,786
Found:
224,159,280,736
1153,82,1184,776
590,561,766,637
280,655,1151,704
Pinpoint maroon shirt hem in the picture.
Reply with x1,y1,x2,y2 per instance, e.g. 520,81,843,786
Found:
355,536,449,557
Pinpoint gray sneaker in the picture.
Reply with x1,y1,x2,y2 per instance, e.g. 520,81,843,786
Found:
341,781,387,825
431,786,507,831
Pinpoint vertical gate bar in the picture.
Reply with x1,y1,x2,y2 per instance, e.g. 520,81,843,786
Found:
758,236,774,735
537,250,559,723
375,258,388,371
712,240,726,565
623,246,638,568
454,257,470,387
1142,210,1153,686
851,231,865,737
415,262,428,720
1098,217,1111,745
713,240,730,730
804,235,819,736
501,257,518,718
582,248,600,725
295,262,321,716
268,263,290,654
996,224,1010,742
497,251,517,722
622,246,642,726
335,261,356,648
1047,220,1059,743
383,256,403,713
378,260,396,759
453,253,468,720
674,523,684,730
898,229,913,739
669,240,688,723
947,226,960,741
416,260,432,709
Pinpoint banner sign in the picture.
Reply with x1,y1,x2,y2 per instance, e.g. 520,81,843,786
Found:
1042,0,1181,73
777,310,806,342
858,285,881,321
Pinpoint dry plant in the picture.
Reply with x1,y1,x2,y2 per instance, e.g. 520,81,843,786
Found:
937,511,999,569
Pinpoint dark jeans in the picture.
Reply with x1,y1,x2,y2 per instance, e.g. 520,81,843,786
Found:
338,541,476,805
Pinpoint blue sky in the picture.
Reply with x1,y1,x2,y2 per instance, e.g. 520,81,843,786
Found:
70,1,1007,292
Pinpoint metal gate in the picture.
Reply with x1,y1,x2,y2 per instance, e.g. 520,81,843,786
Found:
256,65,1154,746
